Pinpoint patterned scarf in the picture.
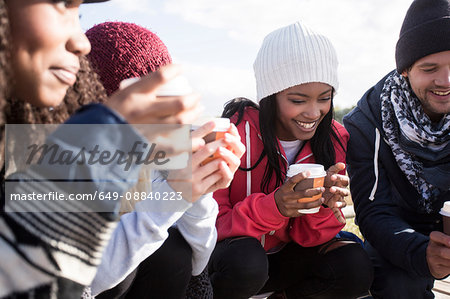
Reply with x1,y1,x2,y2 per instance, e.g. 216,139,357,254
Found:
380,72,450,213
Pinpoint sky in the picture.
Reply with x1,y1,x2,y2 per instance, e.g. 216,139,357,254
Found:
80,0,413,117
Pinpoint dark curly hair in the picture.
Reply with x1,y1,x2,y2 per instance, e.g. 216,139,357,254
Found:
0,0,108,168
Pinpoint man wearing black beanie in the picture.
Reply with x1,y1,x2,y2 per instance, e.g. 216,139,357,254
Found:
343,0,450,298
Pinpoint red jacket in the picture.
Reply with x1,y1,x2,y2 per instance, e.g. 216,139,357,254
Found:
213,107,348,250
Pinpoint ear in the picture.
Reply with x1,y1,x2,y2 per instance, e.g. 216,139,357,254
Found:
401,70,408,78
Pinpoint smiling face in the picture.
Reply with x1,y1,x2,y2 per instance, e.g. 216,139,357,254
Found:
402,50,450,122
274,82,332,141
6,0,91,107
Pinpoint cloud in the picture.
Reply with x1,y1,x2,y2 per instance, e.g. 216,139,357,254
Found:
163,0,409,44
110,0,156,14
164,0,412,107
81,0,414,109
182,63,255,117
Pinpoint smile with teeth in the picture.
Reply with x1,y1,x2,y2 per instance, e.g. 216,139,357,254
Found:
432,90,450,96
295,120,316,129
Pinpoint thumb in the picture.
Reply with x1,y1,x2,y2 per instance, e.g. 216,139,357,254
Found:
326,162,346,176
284,171,310,189
430,231,450,247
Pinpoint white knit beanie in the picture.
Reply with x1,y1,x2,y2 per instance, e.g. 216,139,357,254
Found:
254,22,339,102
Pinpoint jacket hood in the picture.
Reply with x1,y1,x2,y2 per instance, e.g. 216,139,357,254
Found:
356,71,396,136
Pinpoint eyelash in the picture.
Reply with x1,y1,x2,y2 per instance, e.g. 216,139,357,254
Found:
290,99,305,104
290,97,331,104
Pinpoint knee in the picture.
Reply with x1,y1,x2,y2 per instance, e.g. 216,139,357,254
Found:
371,263,433,298
210,237,268,291
366,242,434,298
151,228,192,274
325,243,374,297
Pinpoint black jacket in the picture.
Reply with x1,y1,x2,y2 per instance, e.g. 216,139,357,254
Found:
343,71,450,278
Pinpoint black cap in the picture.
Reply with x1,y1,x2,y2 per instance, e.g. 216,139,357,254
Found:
395,0,450,73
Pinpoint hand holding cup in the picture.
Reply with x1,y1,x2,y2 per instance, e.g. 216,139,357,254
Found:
275,169,324,218
286,163,327,214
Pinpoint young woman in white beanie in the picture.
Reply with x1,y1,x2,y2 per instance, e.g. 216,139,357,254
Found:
209,22,373,298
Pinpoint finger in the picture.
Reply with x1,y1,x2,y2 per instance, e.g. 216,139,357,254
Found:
325,163,346,186
292,187,324,201
142,93,201,120
325,174,350,188
326,197,347,209
430,231,450,247
202,172,225,194
223,133,246,158
196,158,223,177
192,136,206,152
323,192,346,207
226,123,239,137
331,207,346,224
214,160,235,190
191,139,227,166
136,102,202,125
331,174,350,187
429,248,450,264
216,147,241,172
326,162,346,175
284,171,311,190
294,198,323,209
328,186,350,198
191,121,216,139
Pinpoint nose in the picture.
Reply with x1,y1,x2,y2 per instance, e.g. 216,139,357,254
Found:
435,66,450,87
303,102,322,120
66,16,91,56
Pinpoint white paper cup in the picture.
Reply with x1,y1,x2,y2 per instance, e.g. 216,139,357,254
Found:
192,118,230,165
440,201,450,235
286,163,326,214
156,75,193,96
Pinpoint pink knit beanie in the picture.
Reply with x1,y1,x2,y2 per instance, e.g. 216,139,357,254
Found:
86,22,172,95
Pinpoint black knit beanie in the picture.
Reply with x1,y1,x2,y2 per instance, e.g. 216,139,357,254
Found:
395,0,450,73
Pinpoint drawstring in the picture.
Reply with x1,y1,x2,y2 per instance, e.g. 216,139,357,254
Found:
245,121,267,248
369,128,381,201
245,121,251,198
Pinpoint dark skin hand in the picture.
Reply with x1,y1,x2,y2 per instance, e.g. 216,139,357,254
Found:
275,171,324,217
323,162,350,224
427,231,450,279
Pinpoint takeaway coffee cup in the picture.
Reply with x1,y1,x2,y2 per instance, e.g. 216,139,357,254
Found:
286,163,326,214
439,201,450,235
155,75,193,96
193,117,231,165
120,75,194,96
119,75,194,170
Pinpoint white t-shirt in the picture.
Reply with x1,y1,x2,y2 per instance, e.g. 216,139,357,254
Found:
279,139,303,164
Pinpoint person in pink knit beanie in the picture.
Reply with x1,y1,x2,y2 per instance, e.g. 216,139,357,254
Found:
87,22,172,96
85,22,244,299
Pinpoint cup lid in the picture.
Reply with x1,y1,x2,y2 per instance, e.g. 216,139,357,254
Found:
286,163,326,178
156,75,193,96
192,117,230,131
440,201,450,217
